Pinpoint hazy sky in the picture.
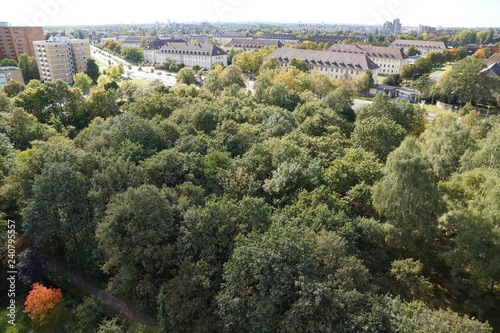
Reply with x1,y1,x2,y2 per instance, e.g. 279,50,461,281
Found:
3,0,499,28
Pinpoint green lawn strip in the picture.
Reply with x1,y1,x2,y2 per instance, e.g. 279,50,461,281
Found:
92,56,108,68
377,75,387,84
431,64,453,76
118,77,155,87
355,95,375,101
422,103,449,114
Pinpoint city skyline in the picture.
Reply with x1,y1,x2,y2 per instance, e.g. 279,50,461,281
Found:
2,0,499,29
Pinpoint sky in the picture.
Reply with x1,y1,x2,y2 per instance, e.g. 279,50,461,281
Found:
2,0,499,28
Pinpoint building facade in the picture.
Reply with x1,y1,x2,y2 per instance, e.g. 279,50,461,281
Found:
213,31,249,44
33,37,91,83
0,22,44,61
327,44,407,75
381,19,402,35
144,42,227,69
121,36,160,48
223,38,282,52
389,39,447,55
0,66,24,88
264,48,379,82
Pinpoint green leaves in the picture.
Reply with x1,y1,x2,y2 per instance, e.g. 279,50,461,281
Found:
96,185,179,308
373,137,444,253
22,162,91,248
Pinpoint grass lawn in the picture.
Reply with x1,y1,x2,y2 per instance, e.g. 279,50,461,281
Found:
118,78,154,88
422,103,446,114
355,95,375,101
431,64,453,76
377,75,387,84
92,56,108,68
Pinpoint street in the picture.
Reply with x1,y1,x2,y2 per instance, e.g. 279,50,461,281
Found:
90,45,177,87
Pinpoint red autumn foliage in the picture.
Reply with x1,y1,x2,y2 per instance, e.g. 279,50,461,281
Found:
24,282,63,327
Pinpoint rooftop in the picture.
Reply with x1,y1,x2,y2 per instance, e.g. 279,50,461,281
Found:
481,62,500,77
486,53,500,66
224,38,282,48
264,48,379,71
327,44,407,60
157,42,227,57
389,39,447,50
261,33,299,40
0,66,21,71
215,31,249,37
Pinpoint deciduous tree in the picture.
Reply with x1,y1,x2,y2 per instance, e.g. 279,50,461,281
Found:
85,58,100,84
24,283,63,328
373,137,444,253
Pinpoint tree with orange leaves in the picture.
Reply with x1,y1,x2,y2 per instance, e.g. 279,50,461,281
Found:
24,283,63,328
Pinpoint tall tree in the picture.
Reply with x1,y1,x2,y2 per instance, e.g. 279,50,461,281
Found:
21,162,92,255
372,137,444,253
176,67,196,85
220,64,246,87
73,72,93,94
17,54,39,83
351,116,406,162
96,185,179,309
120,46,144,63
203,69,223,96
406,46,422,56
1,80,25,97
217,224,379,332
420,112,472,180
85,58,100,84
353,70,374,93
456,29,477,44
439,168,500,323
435,57,498,105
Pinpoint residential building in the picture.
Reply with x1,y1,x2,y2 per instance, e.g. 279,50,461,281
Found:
465,44,498,56
143,42,227,69
327,44,407,75
417,25,436,34
0,22,44,61
264,48,379,82
481,62,500,78
260,34,300,42
381,19,402,35
223,38,282,52
306,35,365,43
389,39,447,55
33,37,91,83
213,31,249,44
0,66,24,88
121,36,160,48
142,39,187,63
486,52,500,66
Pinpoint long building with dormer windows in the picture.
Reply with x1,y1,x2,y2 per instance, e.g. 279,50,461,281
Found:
223,38,283,52
263,48,379,81
143,42,227,69
389,39,447,55
326,44,407,75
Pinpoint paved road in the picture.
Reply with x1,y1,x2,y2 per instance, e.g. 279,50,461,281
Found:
352,99,373,110
90,45,177,87
45,260,158,327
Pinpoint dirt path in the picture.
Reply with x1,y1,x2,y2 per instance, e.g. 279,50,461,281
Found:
45,261,158,327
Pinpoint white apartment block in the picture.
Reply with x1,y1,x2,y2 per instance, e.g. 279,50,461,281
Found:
264,48,380,82
34,37,90,83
